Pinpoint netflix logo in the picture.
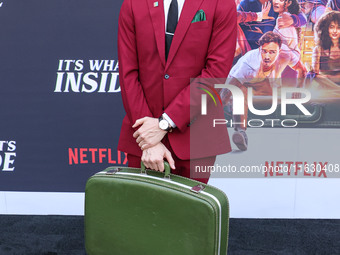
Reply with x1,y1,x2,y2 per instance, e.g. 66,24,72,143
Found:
68,148,127,165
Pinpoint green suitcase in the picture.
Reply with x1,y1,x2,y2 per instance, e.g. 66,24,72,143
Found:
85,163,230,255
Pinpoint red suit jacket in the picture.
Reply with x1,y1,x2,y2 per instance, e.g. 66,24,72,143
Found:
118,0,237,160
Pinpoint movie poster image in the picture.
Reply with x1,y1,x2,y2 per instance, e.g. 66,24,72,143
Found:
210,1,340,179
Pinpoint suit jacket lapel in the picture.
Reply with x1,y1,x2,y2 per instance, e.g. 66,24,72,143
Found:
165,0,204,69
148,0,166,67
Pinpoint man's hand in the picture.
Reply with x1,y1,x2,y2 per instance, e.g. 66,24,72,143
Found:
141,143,176,172
132,117,167,150
277,12,294,29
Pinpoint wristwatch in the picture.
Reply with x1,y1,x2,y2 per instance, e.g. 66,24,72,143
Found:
158,115,172,132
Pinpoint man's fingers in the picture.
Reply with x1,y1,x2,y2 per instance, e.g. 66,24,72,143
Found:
141,142,174,172
164,150,176,170
142,160,150,169
142,155,156,170
133,129,139,138
141,152,148,167
147,158,163,171
157,160,164,172
141,143,152,150
135,135,141,143
149,161,158,171
142,152,161,171
137,137,154,150
132,117,145,128
137,135,158,150
132,117,147,138
133,128,144,139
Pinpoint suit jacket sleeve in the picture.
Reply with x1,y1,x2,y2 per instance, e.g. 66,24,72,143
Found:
237,11,258,23
118,0,153,125
164,0,237,132
292,12,307,28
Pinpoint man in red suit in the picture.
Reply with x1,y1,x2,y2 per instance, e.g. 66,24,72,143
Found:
118,0,237,183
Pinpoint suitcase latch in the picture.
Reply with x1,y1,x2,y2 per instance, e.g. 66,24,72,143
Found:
106,168,121,175
191,184,205,193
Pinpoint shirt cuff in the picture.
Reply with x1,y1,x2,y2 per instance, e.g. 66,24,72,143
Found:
162,113,177,128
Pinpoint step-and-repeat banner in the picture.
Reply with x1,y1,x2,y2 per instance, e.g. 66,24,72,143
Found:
0,0,126,192
1,0,340,217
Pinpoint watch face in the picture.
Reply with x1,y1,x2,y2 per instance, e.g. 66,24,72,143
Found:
159,119,169,130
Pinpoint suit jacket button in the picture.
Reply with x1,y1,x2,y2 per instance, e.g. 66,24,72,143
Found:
164,74,170,79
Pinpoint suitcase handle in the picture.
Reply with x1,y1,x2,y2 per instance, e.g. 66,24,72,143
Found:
141,161,171,179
